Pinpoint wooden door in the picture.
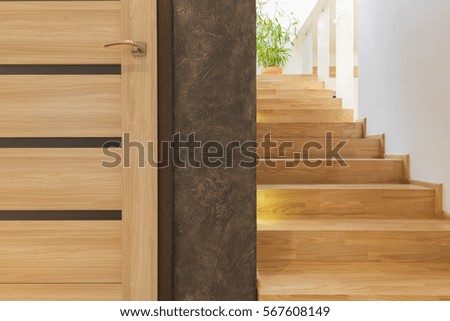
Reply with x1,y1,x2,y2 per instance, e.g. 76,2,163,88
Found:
0,0,157,300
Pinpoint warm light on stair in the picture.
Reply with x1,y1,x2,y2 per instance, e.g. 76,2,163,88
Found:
256,74,446,301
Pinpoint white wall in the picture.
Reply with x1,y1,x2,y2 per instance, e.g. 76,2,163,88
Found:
359,0,450,212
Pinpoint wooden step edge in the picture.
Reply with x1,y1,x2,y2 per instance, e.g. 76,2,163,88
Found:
258,293,450,301
257,89,334,93
257,97,342,101
256,122,364,139
257,109,355,123
409,179,444,218
256,136,384,159
257,81,325,88
255,137,385,160
257,74,317,79
258,262,450,272
258,108,349,112
258,218,450,232
257,105,343,112
257,121,360,126
257,77,322,80
256,183,434,191
255,137,383,144
385,154,410,183
356,118,367,137
366,133,385,156
257,265,450,301
258,157,404,162
257,101,343,106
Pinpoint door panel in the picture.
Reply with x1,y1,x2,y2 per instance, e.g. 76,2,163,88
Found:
0,2,122,64
0,0,157,300
0,221,121,283
0,149,122,210
0,284,122,301
0,76,122,137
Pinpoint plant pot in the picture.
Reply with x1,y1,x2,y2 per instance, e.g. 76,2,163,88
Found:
262,66,283,75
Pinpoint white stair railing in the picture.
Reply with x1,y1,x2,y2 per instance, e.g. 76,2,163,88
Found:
295,0,357,114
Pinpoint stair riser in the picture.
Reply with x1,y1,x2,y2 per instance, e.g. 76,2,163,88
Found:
258,82,325,90
257,160,405,184
258,99,342,110
258,91,334,99
258,110,354,123
257,123,364,139
259,294,450,301
258,75,318,81
257,189,435,219
258,104,342,110
257,139,382,159
258,231,450,264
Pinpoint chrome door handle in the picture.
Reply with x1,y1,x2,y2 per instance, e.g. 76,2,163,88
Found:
104,40,147,57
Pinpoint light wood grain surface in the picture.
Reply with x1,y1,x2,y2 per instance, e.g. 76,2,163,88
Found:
256,74,447,301
257,159,405,184
0,284,122,301
257,137,382,159
121,0,158,301
258,80,325,90
0,221,122,283
258,98,342,110
258,89,334,99
258,184,436,219
0,2,121,64
258,109,354,123
258,74,318,81
0,75,122,137
0,149,122,210
258,263,450,301
257,122,364,139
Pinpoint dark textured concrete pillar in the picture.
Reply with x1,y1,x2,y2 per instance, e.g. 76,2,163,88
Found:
173,0,257,300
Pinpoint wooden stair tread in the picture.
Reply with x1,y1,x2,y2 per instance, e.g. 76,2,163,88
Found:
257,184,436,219
258,109,354,123
258,103,343,111
257,122,364,139
256,137,380,145
257,81,325,90
259,108,347,113
257,184,432,191
257,158,405,184
258,89,333,94
258,263,450,300
258,219,450,264
257,89,334,99
258,218,450,232
261,158,403,163
257,98,341,105
257,137,383,159
258,74,318,81
258,262,450,273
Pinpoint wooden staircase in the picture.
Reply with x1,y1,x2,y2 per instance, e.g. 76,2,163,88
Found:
256,74,448,301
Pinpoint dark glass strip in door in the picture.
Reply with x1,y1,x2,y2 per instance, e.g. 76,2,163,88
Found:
0,65,121,75
0,211,122,221
0,138,122,148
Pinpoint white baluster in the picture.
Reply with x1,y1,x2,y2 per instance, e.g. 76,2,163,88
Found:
317,4,331,87
336,0,355,112
301,29,314,74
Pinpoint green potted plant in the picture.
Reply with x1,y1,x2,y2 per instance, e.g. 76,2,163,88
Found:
257,0,300,74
